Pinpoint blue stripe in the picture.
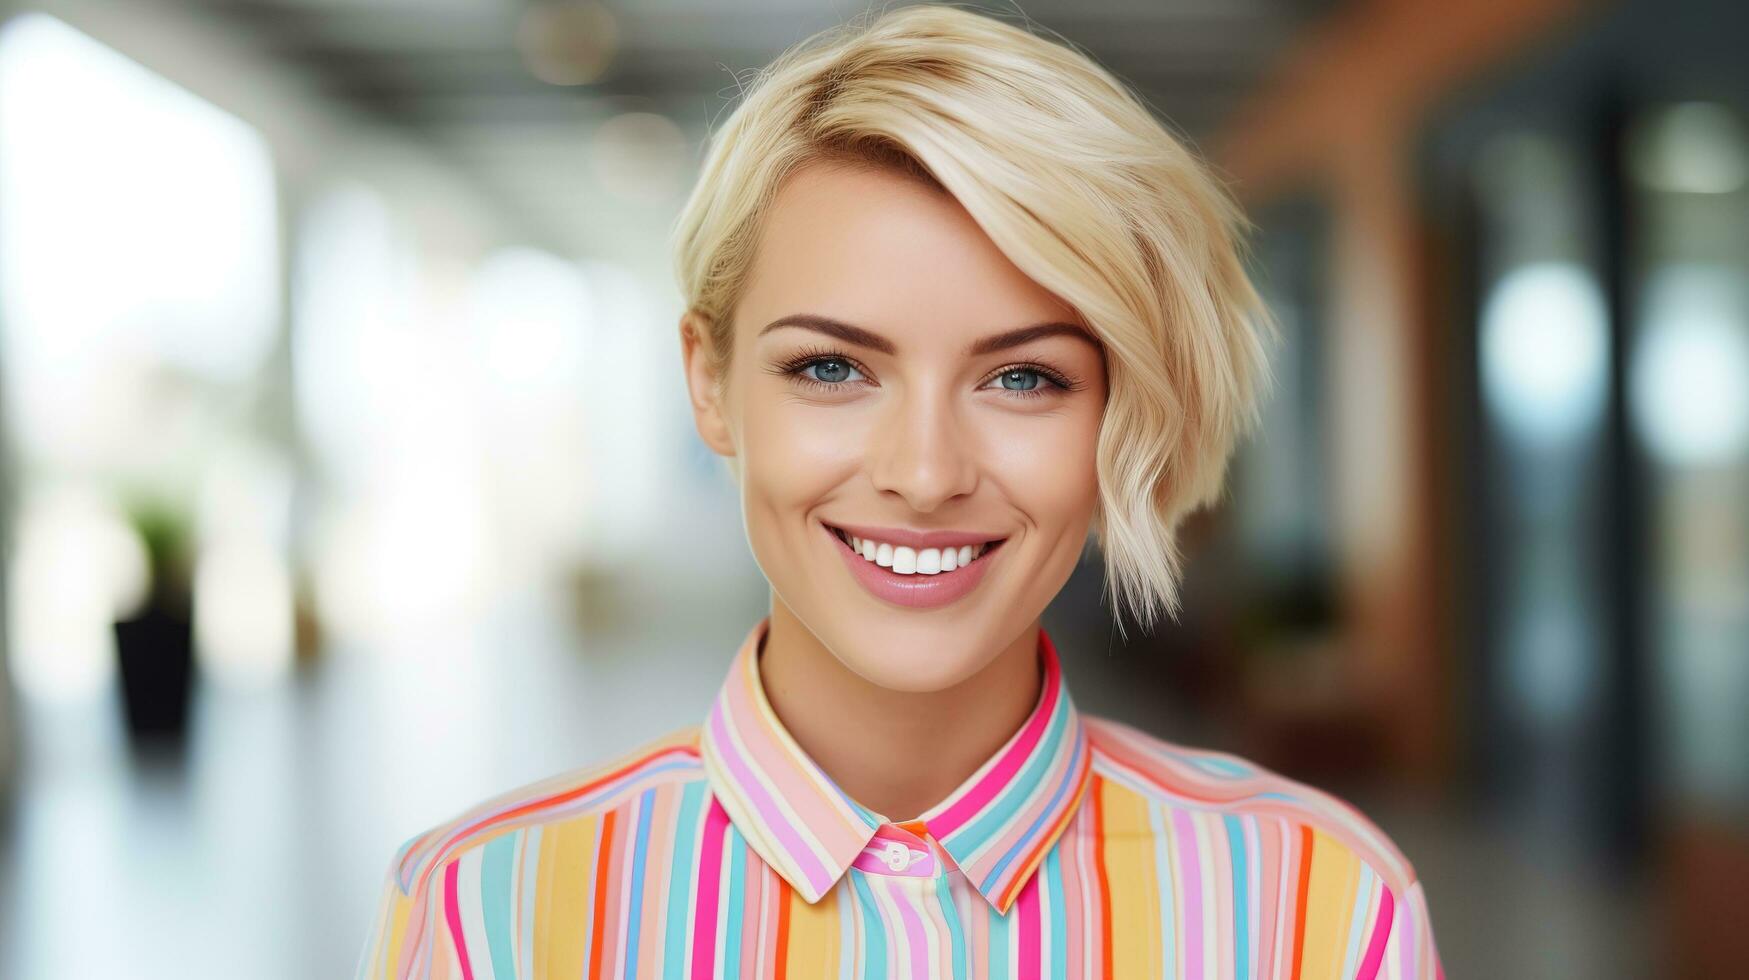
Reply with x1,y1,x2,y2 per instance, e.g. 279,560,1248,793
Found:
934,870,970,980
724,826,747,977
623,787,657,977
1044,846,1067,979
986,877,1010,976
954,695,1072,855
663,781,707,979
479,833,518,980
980,722,1084,890
1225,813,1250,979
1197,756,1253,777
849,871,887,980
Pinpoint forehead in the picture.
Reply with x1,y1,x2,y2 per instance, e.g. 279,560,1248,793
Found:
737,162,1078,345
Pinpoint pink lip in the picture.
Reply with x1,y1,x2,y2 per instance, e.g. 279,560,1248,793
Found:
822,521,1006,609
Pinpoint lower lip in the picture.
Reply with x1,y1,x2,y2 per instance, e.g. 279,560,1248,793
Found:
824,523,1005,610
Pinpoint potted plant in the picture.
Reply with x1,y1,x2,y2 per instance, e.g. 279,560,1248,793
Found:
113,491,197,744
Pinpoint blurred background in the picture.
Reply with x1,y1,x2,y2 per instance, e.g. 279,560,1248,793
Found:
0,0,1742,976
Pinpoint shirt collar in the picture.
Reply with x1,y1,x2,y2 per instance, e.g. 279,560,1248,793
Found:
698,616,1093,916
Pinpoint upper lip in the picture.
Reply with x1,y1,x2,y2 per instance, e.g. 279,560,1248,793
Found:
822,521,1007,550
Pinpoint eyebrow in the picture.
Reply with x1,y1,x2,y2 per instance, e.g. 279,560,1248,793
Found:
757,313,1097,358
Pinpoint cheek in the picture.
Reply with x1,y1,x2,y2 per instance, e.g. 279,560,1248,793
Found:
739,397,865,518
981,411,1102,526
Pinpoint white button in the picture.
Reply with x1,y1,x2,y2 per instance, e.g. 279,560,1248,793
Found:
882,841,909,871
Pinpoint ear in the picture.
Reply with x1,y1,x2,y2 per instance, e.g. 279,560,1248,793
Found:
679,310,737,457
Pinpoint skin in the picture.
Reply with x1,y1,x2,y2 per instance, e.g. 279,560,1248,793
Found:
679,160,1107,822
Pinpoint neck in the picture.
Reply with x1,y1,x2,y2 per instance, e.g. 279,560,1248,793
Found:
758,595,1043,824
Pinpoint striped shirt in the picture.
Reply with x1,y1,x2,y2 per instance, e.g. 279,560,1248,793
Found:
357,617,1442,979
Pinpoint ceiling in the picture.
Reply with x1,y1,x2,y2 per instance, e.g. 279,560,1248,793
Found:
166,0,1336,256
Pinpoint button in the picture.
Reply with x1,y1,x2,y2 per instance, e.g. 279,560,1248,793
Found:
854,827,936,877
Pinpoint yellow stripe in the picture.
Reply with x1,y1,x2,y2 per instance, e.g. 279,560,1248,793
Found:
539,813,597,977
372,877,414,979
1299,827,1362,980
1098,778,1162,977
785,882,840,974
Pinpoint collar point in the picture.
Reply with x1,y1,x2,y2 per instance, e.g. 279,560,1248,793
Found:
791,878,832,905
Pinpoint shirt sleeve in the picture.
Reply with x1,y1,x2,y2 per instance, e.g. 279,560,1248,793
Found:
1372,876,1443,980
354,841,431,980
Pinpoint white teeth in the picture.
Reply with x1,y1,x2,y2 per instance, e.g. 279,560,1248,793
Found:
834,525,998,575
891,546,916,574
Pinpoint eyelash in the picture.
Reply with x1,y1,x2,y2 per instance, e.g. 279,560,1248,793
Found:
767,344,1080,400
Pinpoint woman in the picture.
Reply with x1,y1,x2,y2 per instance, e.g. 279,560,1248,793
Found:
357,6,1441,978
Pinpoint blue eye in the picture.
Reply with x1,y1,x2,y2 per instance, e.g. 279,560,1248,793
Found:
802,358,862,384
982,364,1072,399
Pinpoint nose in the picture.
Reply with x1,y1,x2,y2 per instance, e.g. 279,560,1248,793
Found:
865,385,980,513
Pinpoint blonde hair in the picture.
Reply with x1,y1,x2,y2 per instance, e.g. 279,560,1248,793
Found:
669,2,1277,634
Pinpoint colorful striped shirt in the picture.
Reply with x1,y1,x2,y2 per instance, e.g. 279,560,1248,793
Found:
357,616,1442,979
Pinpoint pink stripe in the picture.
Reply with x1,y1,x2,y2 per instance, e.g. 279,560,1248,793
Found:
729,637,865,843
1172,809,1204,980
706,703,831,894
720,648,866,864
1015,869,1042,980
690,797,731,980
931,629,1062,836
890,878,933,977
966,726,1079,887
442,860,475,980
1399,888,1417,978
406,744,697,898
1355,884,1395,980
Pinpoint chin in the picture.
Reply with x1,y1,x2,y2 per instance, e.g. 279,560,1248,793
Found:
811,604,1012,693
829,616,1000,693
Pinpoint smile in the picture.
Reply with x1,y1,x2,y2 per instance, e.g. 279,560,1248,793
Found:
821,521,1008,609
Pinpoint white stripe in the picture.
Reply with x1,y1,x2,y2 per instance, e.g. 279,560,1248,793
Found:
608,800,639,979
517,826,540,977
1148,799,1179,979
1245,815,1263,979
837,876,856,979
1271,817,1295,980
707,692,848,891
455,849,495,980
1338,862,1375,979
1196,809,1221,980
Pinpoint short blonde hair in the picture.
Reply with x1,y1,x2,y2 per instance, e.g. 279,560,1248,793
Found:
669,2,1277,634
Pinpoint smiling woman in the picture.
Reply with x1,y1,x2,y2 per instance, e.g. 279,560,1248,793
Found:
357,6,1442,979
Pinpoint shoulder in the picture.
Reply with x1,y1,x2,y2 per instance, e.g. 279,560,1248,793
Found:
1082,713,1421,897
383,723,704,900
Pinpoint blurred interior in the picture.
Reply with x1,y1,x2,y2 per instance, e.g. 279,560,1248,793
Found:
0,1,1743,977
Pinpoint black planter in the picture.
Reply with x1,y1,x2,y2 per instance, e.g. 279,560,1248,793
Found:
113,601,195,741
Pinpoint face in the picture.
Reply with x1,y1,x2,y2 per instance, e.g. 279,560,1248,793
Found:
680,161,1107,693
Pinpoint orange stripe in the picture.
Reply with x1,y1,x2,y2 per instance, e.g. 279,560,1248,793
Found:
1090,773,1113,980
1289,823,1313,980
586,808,619,980
411,742,696,896
996,766,1092,912
773,874,792,980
